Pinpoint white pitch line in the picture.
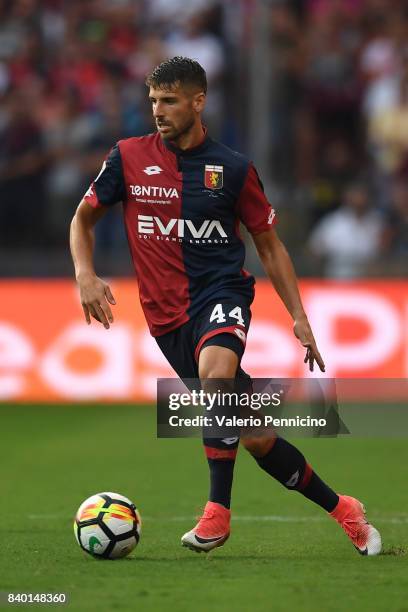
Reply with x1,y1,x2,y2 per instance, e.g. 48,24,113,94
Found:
28,514,408,524
162,515,408,524
168,515,324,523
28,514,68,520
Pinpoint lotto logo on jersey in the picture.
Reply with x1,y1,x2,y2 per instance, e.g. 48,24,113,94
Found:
204,165,223,189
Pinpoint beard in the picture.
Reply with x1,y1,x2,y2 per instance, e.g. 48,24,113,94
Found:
157,115,195,141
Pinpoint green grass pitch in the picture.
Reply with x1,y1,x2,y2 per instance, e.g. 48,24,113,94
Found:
0,404,407,612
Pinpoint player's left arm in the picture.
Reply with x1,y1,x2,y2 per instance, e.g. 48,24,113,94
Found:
252,228,325,372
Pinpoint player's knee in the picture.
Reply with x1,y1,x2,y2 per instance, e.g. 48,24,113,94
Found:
199,358,237,380
200,373,235,400
200,365,235,380
198,344,238,380
241,434,276,458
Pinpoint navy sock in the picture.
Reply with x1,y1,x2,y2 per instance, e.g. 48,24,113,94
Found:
301,472,339,512
254,437,339,512
204,438,239,509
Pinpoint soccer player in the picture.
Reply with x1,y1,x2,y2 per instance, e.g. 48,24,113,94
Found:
70,57,381,556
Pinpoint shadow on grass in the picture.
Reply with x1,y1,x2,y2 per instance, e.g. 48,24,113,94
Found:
128,554,279,563
380,547,407,556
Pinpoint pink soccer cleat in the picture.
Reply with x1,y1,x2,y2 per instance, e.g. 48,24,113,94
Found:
330,495,382,556
181,501,231,553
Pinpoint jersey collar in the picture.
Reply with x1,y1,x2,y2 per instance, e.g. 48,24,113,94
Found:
161,126,210,156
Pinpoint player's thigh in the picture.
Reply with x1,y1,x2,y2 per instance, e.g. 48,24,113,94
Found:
155,321,198,379
198,339,239,379
194,301,251,379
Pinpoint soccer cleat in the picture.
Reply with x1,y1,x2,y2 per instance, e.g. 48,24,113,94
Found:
181,501,231,553
330,494,382,556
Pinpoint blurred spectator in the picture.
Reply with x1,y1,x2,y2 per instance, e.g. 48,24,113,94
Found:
147,0,218,28
308,182,384,278
309,138,358,224
269,2,306,184
383,179,408,255
369,54,408,177
0,87,48,247
359,3,408,118
296,0,363,186
164,10,225,134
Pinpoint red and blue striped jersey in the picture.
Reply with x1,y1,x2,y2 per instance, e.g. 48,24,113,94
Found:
84,131,276,336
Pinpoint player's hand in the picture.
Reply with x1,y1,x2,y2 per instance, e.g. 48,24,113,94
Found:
293,317,325,372
77,273,116,329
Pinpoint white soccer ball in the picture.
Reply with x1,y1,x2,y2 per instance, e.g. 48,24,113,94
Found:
74,492,141,559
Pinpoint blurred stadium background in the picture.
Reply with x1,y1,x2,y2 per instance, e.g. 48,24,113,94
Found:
1,0,407,402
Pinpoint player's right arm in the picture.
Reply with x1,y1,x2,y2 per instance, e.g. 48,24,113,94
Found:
70,143,125,328
70,199,116,329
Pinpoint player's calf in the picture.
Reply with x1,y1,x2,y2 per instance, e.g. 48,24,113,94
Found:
199,347,241,511
243,436,339,512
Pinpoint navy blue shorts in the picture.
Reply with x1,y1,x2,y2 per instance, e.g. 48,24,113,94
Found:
155,300,251,379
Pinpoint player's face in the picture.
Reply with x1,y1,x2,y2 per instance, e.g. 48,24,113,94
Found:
149,85,203,141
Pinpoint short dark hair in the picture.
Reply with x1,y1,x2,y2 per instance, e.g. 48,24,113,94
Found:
146,56,207,93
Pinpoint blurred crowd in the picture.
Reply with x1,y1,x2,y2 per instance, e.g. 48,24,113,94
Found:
0,0,407,277
268,0,408,277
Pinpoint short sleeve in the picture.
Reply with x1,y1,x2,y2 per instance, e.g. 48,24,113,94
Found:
236,163,277,235
83,144,125,208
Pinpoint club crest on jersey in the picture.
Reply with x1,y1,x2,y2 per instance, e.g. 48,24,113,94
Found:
204,165,223,189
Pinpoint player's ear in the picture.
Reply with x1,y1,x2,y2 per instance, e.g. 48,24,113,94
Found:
193,91,206,113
